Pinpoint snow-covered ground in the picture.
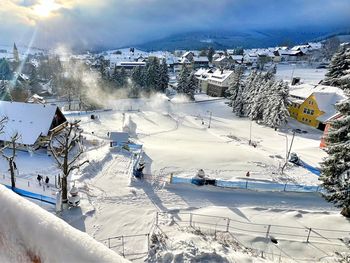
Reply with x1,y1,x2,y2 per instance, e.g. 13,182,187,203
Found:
276,63,327,84
2,94,349,262
71,93,325,186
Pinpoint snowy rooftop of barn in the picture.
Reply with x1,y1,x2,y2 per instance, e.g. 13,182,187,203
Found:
0,101,59,145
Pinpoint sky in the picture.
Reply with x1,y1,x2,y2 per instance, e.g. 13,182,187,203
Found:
0,0,349,50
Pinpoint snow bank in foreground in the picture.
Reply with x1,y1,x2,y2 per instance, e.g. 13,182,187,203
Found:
0,185,128,263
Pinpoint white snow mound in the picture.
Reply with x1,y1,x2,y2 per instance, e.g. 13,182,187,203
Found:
0,185,129,263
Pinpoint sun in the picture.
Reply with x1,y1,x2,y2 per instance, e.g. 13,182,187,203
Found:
33,0,61,18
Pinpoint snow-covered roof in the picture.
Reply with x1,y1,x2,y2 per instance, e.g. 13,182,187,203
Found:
193,56,209,62
0,101,62,145
290,84,345,100
315,92,346,122
208,69,233,83
214,56,228,62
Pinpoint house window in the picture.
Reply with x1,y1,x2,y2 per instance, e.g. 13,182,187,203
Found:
302,118,304,121
309,120,311,123
303,108,307,113
311,110,314,115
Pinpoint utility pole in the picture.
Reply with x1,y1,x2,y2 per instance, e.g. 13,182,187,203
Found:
207,111,212,128
282,130,296,173
278,133,288,166
249,120,252,145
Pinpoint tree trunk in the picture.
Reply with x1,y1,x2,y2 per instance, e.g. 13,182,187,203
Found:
341,207,350,218
62,176,68,203
9,159,15,189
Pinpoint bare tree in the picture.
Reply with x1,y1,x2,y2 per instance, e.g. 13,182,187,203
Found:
49,121,89,203
2,132,20,189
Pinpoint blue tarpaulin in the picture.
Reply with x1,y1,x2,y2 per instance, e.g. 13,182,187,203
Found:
299,160,321,176
4,185,56,205
171,176,323,193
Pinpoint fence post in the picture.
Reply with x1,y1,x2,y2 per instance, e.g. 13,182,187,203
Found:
28,181,30,187
189,213,193,227
245,180,248,189
121,236,125,257
283,183,287,191
266,225,271,238
108,238,111,248
316,186,319,192
147,233,150,252
55,175,57,188
306,228,312,243
226,218,230,232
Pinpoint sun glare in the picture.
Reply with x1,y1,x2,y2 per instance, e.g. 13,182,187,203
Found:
33,0,61,18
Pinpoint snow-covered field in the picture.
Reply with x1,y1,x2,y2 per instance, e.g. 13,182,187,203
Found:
276,63,327,84
2,93,349,262
71,93,325,186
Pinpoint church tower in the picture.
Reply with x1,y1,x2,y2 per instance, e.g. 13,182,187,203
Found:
13,42,19,62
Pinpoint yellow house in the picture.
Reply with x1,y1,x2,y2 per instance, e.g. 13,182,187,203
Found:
288,84,345,130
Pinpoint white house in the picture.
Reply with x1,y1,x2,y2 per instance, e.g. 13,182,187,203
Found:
206,69,234,97
0,101,67,150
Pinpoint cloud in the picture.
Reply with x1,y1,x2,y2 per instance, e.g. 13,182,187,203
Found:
0,0,349,50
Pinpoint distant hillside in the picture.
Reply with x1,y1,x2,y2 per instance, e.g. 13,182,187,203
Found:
134,29,350,51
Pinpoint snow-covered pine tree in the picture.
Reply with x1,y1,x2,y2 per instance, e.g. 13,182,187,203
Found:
131,66,141,86
232,84,246,117
250,78,273,122
320,95,350,217
227,65,244,107
145,57,160,91
244,72,263,116
159,59,169,93
0,81,12,101
119,67,127,87
177,65,189,93
185,72,197,100
235,70,256,116
323,44,350,91
263,80,290,130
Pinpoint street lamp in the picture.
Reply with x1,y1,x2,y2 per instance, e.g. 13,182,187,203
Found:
207,111,212,128
249,120,252,145
281,129,296,174
290,63,296,83
278,133,288,165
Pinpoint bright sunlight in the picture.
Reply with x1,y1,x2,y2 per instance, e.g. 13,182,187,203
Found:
33,0,61,18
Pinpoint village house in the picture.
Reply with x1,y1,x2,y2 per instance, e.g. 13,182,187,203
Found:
0,101,67,150
320,113,342,148
206,69,234,97
194,68,214,93
213,56,232,68
288,84,346,130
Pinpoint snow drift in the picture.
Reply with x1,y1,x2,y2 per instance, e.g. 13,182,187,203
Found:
0,185,129,263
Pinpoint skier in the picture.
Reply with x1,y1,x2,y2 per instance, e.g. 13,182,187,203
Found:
246,171,250,177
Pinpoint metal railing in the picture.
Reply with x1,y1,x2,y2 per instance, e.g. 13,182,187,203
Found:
156,211,350,246
171,176,325,193
99,233,150,258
